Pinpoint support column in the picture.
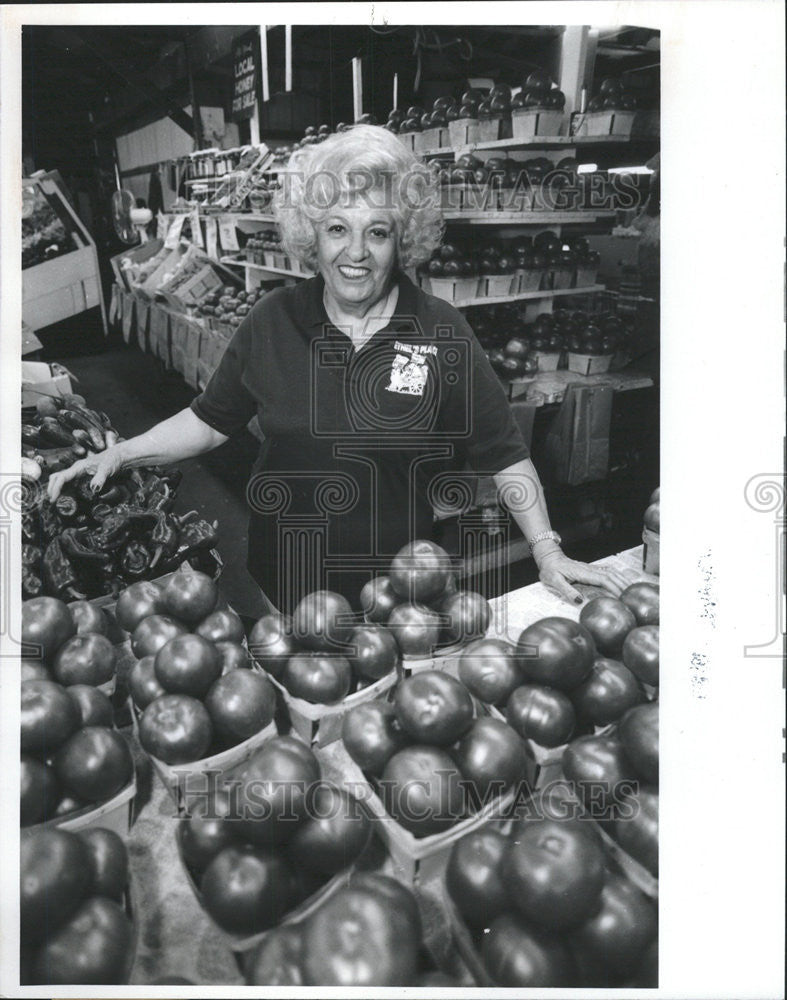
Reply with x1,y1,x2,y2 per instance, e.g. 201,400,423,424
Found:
559,25,595,116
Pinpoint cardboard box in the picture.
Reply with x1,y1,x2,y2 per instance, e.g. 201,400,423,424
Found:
21,361,74,406
511,108,565,139
448,118,479,147
428,275,481,304
111,238,165,292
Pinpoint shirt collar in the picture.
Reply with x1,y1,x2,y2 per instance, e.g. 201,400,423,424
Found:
299,269,421,337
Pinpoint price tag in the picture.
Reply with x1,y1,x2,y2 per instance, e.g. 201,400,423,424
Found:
164,214,186,249
156,212,168,240
205,217,218,260
218,216,240,253
190,208,204,249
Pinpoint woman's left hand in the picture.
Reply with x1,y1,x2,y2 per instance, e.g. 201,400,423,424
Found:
535,549,632,606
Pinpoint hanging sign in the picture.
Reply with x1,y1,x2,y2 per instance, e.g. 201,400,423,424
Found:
164,214,186,249
189,208,204,249
231,35,258,121
205,217,218,260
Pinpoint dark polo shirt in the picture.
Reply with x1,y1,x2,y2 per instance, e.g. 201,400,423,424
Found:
191,271,528,611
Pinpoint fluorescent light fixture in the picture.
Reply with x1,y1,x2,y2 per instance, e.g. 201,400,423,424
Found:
608,165,655,175
577,163,598,173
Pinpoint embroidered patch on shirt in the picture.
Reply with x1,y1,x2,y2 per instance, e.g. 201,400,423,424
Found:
386,352,428,395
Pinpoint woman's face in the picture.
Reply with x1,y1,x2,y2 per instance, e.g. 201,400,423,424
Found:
315,198,397,315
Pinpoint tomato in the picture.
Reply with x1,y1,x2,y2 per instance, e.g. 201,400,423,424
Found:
245,924,305,985
347,624,399,680
624,937,658,987
20,827,92,945
441,590,491,644
453,716,531,801
52,633,116,687
20,755,60,826
288,785,371,874
67,684,114,728
154,634,221,698
115,580,163,633
619,701,658,785
139,694,213,764
571,658,645,726
381,746,464,836
387,603,442,657
620,582,659,626
53,727,133,804
248,613,296,678
503,819,605,930
31,896,133,984
195,608,246,644
215,640,252,673
21,679,80,756
179,786,237,871
482,913,576,987
69,601,109,637
283,652,352,704
160,563,218,626
615,785,658,876
649,487,660,505
579,597,637,657
80,828,128,900
445,828,510,928
201,844,297,935
293,590,354,651
302,879,420,985
21,659,50,682
562,734,635,819
360,575,401,623
569,872,658,982
131,614,188,659
204,668,276,744
622,626,659,686
394,670,474,745
127,655,167,710
54,794,85,817
506,684,576,748
350,872,422,935
22,596,75,662
457,637,521,705
341,700,409,775
389,539,452,603
643,503,660,532
517,617,595,691
232,737,321,845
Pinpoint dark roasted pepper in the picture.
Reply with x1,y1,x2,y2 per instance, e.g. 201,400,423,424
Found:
22,571,43,600
121,540,152,578
54,494,79,521
149,512,179,569
38,417,79,449
42,537,85,599
173,519,218,560
22,544,41,569
60,527,112,564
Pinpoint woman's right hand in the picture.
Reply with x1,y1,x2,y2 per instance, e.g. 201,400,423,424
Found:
46,445,126,502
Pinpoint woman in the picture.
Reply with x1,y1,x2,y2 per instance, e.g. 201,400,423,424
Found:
48,125,628,612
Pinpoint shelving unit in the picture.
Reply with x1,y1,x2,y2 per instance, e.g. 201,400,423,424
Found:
421,133,641,157
442,210,615,225
451,283,605,309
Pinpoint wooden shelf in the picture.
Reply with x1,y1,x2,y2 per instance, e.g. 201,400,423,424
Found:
442,210,616,225
451,283,605,309
421,134,641,157
220,256,309,279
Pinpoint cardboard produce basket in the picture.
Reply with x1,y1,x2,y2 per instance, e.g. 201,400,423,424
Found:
477,116,509,142
448,118,479,147
38,769,137,838
398,131,418,152
516,267,545,293
567,352,613,376
427,275,481,304
480,274,517,298
21,361,74,407
591,818,659,900
642,527,660,575
531,349,562,372
511,108,565,139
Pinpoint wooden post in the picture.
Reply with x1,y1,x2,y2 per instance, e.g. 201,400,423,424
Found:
259,25,270,102
558,25,591,118
352,57,363,122
285,25,292,92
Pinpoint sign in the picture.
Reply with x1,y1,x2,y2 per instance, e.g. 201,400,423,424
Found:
231,35,257,121
217,217,239,253
205,217,218,260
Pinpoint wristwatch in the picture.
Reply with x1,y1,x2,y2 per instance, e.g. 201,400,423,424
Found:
527,530,562,549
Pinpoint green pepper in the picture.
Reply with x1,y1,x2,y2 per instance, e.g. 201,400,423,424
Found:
42,537,85,599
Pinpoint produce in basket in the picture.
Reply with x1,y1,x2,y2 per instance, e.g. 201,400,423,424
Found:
20,826,135,984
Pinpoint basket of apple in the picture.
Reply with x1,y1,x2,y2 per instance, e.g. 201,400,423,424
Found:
477,84,513,142
478,248,517,298
566,321,617,375
578,78,639,137
396,105,425,151
511,69,567,139
528,313,563,371
414,96,455,150
490,336,538,385
642,488,659,575
423,242,479,302
446,88,485,147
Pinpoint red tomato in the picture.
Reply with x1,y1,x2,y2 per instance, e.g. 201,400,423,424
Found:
127,655,167,710
53,727,133,804
69,601,109,637
483,913,577,987
115,580,164,633
160,563,218,626
643,503,660,533
154,634,221,698
441,591,491,644
506,684,576,747
571,658,645,727
503,819,605,930
288,785,372,874
292,590,354,652
245,924,305,985
453,716,532,801
341,700,409,775
215,640,252,673
394,670,474,745
80,828,128,900
389,539,452,603
21,679,80,756
178,787,237,871
619,701,658,785
67,684,114,728
21,659,50,683
20,755,60,826
248,613,296,678
615,785,658,876
457,637,521,705
620,582,659,626
445,828,510,928
359,575,401,623
195,608,245,644
579,597,637,657
20,828,92,945
562,734,636,819
302,878,420,985
517,617,595,691
204,669,276,744
31,896,133,984
347,624,399,680
52,633,115,687
622,626,659,686
22,596,75,663
138,694,213,764
387,603,441,657
201,845,297,935
131,614,187,659
282,652,352,704
381,746,464,836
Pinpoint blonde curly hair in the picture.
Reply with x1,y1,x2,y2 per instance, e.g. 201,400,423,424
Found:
273,124,444,271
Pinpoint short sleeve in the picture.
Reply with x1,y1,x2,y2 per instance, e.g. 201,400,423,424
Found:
190,314,257,437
